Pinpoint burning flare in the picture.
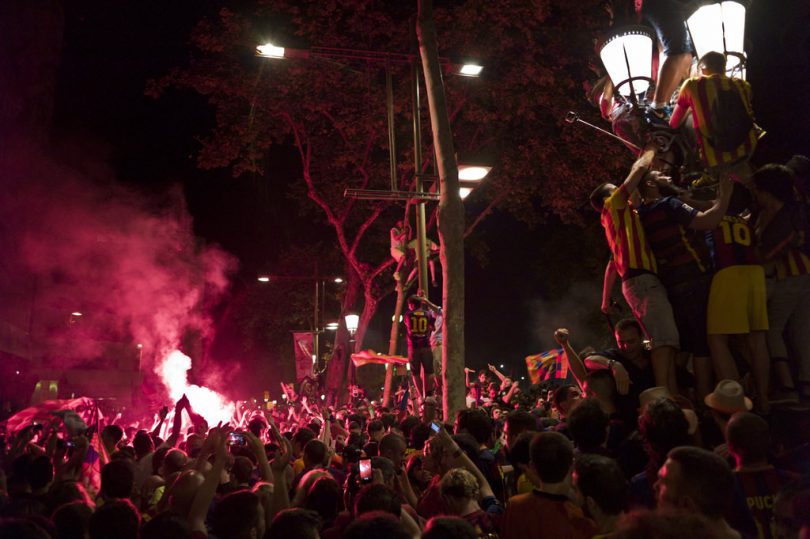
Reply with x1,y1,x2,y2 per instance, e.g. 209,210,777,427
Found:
156,350,235,426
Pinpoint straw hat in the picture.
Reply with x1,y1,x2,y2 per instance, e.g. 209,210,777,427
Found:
704,379,753,414
638,387,671,410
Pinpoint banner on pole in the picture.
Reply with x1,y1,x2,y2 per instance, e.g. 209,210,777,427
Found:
293,332,315,382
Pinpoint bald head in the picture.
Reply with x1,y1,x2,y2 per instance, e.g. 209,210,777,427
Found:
168,470,204,517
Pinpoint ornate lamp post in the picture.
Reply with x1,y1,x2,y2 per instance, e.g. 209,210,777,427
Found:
599,26,656,102
686,0,749,78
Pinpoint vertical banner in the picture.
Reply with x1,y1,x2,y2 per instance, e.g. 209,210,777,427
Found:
293,331,315,382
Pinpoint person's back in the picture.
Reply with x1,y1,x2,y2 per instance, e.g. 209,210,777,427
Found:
670,51,763,170
501,432,595,539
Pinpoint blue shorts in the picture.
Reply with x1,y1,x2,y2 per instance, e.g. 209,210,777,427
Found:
642,0,693,56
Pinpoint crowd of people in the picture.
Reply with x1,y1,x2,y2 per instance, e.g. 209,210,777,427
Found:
4,1,810,537
1,310,809,539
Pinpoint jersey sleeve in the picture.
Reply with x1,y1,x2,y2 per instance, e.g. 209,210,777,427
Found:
664,196,699,227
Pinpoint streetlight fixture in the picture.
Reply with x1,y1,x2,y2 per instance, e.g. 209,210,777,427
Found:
686,0,748,78
257,276,270,282
458,164,492,182
256,43,285,59
325,322,339,331
71,311,83,317
345,314,359,337
258,41,483,299
598,26,656,101
458,63,483,77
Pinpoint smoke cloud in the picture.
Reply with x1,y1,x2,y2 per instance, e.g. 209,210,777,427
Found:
0,142,237,404
528,281,616,353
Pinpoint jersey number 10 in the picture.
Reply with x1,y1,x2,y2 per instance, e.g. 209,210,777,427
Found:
719,220,751,246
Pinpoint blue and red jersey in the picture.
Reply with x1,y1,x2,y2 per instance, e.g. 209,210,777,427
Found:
707,214,759,270
405,308,435,349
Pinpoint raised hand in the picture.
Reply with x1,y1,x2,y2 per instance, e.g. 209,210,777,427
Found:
554,328,569,345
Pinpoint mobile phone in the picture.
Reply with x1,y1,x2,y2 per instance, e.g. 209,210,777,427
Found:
430,421,441,434
359,459,372,483
228,432,246,446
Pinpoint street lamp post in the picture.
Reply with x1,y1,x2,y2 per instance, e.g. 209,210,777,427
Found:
257,42,484,300
257,274,343,376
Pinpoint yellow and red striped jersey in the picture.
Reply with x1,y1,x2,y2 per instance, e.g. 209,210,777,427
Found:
675,74,763,168
601,184,657,278
776,247,810,279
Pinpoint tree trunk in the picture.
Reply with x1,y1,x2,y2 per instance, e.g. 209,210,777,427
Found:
416,0,466,421
383,271,407,406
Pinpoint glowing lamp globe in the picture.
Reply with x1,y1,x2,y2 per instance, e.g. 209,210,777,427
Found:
686,0,748,77
458,63,483,77
599,26,656,99
458,165,492,182
256,43,285,58
345,314,359,336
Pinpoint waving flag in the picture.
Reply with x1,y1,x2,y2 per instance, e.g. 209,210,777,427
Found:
351,349,409,369
525,348,572,384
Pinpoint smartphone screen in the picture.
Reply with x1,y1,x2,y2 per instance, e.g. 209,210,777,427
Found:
359,459,372,482
430,421,441,434
228,432,245,446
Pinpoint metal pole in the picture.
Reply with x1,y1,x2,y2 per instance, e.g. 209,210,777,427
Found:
313,280,320,374
412,60,429,298
386,63,398,192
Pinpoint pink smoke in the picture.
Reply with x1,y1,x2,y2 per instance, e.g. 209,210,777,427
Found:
156,350,235,426
0,141,239,409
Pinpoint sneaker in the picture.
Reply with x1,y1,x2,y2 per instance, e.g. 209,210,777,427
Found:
643,106,671,128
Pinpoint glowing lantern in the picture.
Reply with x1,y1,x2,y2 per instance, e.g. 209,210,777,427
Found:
256,43,285,58
599,26,656,100
345,314,359,336
458,63,483,77
686,0,748,78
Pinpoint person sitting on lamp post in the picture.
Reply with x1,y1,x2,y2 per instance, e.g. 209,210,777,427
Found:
669,51,764,186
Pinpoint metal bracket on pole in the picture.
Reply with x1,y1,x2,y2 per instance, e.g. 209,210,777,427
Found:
565,111,642,152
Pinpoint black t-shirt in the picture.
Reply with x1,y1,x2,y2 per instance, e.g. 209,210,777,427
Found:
595,348,656,415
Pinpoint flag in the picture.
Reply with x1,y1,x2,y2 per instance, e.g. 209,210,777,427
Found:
351,349,409,369
292,332,315,382
525,348,571,384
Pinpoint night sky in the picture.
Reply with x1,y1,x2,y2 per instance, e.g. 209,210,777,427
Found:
44,0,810,384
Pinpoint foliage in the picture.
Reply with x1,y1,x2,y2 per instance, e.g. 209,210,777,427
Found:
148,0,630,368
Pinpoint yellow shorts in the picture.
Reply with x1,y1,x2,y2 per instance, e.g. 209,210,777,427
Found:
707,265,768,335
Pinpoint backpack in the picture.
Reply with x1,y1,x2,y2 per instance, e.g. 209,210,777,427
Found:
706,84,754,153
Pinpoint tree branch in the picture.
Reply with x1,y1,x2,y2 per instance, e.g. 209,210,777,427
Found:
349,204,385,256
464,192,506,239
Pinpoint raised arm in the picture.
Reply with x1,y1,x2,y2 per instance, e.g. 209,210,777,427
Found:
431,427,496,500
245,431,272,483
269,431,293,518
553,329,586,392
622,148,655,194
689,175,733,230
188,428,227,535
601,260,619,314
583,354,631,395
488,364,507,383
